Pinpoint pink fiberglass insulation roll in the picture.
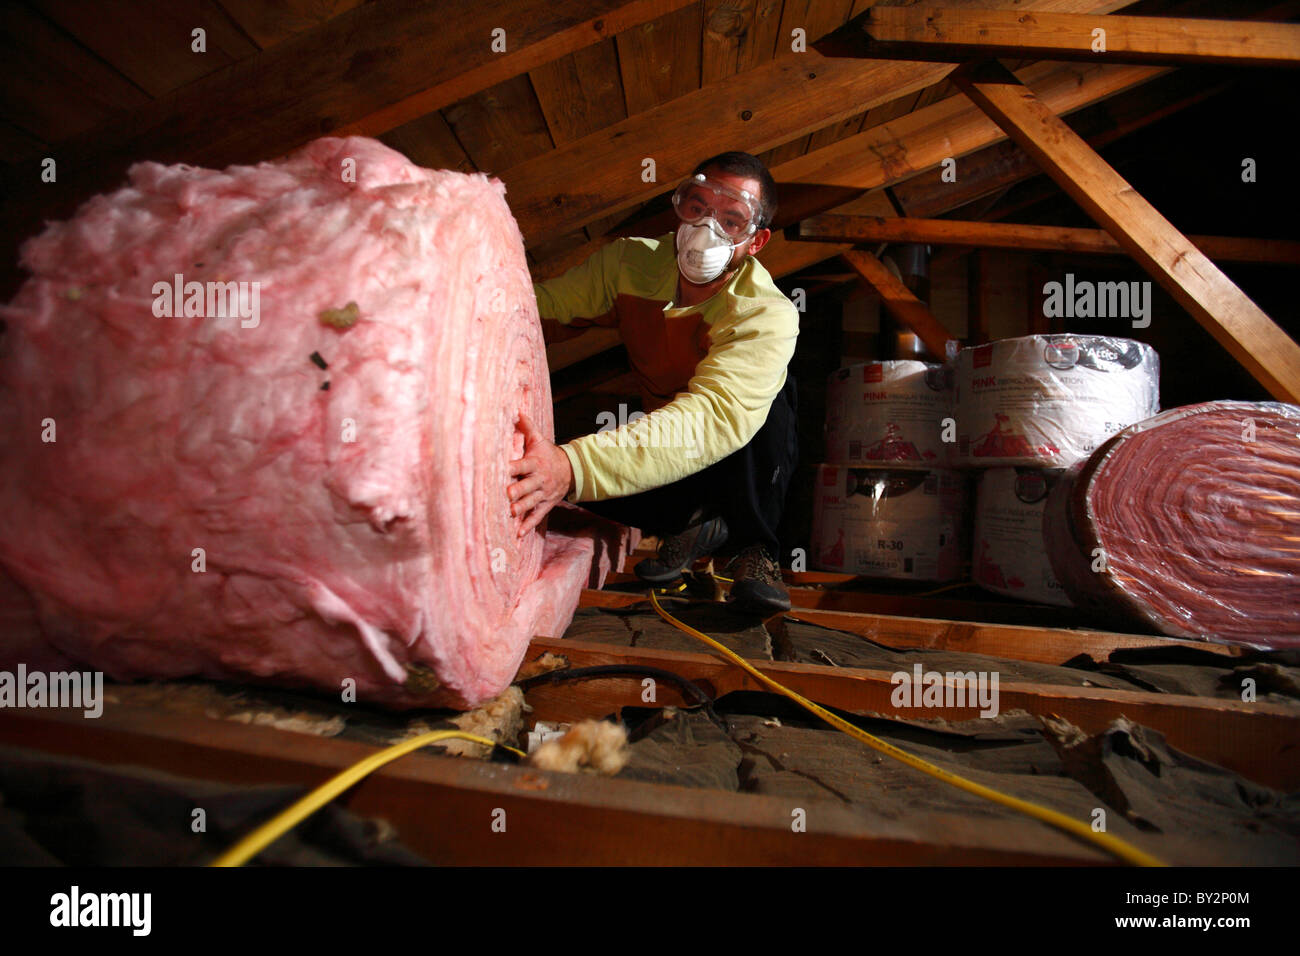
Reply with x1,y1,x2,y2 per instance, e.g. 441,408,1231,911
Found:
0,135,633,708
1043,401,1300,645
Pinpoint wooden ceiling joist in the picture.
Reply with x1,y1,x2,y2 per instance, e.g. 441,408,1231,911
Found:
841,249,956,359
837,6,1300,69
793,215,1300,266
955,61,1300,403
526,633,1299,792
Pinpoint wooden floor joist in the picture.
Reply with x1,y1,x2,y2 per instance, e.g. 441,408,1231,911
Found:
578,587,1238,665
955,61,1300,403
4,628,1296,861
595,574,1086,629
599,563,1119,629
0,702,1115,865
601,552,1239,652
525,636,1298,790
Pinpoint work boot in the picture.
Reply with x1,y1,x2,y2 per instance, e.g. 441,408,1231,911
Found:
724,545,792,616
634,515,729,584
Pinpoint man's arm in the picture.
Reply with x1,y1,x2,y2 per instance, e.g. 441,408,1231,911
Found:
561,296,798,501
509,240,625,534
533,240,623,326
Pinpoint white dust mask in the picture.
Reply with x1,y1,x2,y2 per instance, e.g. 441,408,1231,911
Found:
676,221,741,285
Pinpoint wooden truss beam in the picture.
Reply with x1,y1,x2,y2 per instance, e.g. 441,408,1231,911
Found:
62,0,694,169
955,61,1300,402
892,66,1233,219
840,249,956,358
545,0,1294,289
832,6,1300,69
543,59,1163,371
793,215,1300,265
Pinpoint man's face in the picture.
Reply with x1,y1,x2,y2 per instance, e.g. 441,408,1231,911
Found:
688,168,772,273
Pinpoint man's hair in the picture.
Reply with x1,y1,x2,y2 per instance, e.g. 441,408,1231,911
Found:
691,151,777,229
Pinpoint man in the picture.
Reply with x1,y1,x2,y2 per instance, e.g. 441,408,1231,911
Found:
507,151,799,615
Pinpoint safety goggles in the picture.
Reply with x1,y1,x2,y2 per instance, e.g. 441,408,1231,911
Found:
671,173,763,240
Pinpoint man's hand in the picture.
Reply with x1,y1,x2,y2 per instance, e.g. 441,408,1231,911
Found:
508,413,574,537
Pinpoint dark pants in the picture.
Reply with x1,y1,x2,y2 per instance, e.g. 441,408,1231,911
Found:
579,372,798,557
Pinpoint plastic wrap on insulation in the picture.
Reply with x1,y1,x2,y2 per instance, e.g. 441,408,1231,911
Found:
973,467,1073,607
824,360,953,468
1043,400,1300,646
811,465,967,581
953,334,1159,468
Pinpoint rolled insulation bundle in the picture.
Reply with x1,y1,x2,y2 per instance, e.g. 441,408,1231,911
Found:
810,465,966,580
1043,401,1300,645
0,136,636,709
973,468,1072,606
824,361,952,467
953,335,1159,468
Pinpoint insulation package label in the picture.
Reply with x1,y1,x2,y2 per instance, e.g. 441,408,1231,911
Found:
810,466,966,581
824,360,952,468
953,335,1159,468
974,468,1072,606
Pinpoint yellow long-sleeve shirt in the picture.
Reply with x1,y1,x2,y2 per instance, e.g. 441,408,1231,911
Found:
533,233,799,502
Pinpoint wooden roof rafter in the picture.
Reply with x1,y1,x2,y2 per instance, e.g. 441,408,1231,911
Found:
532,60,1163,281
0,0,700,282
791,214,1300,265
540,55,1167,369
822,5,1300,69
950,60,1300,401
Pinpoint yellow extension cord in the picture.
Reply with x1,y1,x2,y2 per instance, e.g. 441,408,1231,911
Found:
209,731,525,867
648,587,1166,867
209,587,1165,867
